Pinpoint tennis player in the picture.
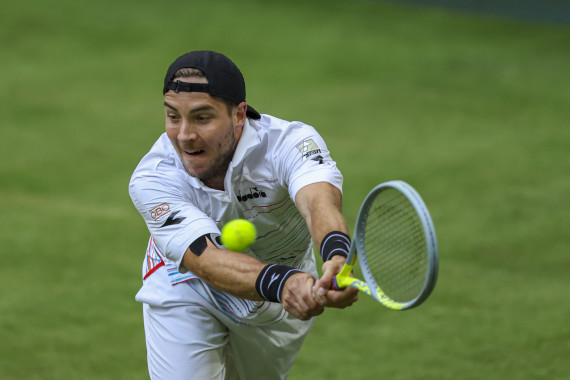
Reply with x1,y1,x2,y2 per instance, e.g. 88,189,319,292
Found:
129,50,358,379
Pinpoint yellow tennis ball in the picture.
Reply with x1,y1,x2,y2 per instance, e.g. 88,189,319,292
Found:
221,219,257,252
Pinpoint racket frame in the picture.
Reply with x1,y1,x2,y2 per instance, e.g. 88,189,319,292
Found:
335,180,439,310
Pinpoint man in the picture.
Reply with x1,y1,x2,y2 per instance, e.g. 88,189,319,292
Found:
129,50,358,380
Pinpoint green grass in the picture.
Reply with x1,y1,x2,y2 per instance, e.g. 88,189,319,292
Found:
1,0,569,378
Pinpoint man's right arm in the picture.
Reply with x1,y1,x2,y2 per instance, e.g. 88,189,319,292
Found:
130,158,324,320
181,238,324,320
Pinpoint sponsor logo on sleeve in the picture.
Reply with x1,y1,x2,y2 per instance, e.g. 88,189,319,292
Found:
160,210,186,227
311,155,324,164
150,203,171,221
296,139,321,160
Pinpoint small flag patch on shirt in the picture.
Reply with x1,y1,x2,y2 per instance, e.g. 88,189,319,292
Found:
296,139,321,160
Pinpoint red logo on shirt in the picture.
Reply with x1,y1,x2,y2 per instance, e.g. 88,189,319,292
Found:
150,203,170,221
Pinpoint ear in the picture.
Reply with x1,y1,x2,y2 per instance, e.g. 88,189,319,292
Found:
234,102,247,127
233,102,247,139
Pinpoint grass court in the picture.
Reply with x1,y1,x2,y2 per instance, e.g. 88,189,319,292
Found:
1,0,569,378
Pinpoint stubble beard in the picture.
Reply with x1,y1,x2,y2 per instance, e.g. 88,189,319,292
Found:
187,126,237,186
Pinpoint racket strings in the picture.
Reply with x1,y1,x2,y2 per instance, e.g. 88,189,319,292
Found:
363,190,428,302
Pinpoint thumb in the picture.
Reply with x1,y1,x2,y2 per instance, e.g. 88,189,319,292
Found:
313,264,335,297
313,278,329,298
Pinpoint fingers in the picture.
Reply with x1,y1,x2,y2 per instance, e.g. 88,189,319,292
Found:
312,276,331,305
282,263,360,320
314,283,359,308
281,273,324,320
313,255,346,295
313,256,360,309
323,287,359,308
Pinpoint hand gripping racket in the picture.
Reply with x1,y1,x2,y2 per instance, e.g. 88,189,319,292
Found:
333,181,439,310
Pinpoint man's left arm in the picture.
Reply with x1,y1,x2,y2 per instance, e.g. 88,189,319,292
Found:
295,182,359,308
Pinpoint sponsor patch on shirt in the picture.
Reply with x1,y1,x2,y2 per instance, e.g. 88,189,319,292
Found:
150,202,170,221
296,139,321,160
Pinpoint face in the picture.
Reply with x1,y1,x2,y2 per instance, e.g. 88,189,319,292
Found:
164,77,246,190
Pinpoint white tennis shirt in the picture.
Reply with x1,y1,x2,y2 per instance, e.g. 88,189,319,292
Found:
129,114,343,322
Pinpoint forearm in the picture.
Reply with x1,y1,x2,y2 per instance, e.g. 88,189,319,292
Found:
182,239,322,319
181,239,266,301
295,182,349,251
296,182,359,309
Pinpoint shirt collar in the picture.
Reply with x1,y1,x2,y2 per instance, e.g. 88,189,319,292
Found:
231,118,261,167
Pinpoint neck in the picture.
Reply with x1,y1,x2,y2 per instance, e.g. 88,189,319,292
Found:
203,176,225,191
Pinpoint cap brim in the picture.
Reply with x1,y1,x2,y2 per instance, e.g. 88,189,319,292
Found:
246,105,261,120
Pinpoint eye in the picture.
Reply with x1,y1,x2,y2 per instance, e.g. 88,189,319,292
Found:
197,115,211,123
167,113,180,122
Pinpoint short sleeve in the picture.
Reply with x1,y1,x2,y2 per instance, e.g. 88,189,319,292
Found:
129,166,219,271
272,122,343,202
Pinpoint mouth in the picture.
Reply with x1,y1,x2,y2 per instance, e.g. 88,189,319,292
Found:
183,149,205,156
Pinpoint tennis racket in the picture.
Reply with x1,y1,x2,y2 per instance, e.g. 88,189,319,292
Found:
333,180,438,310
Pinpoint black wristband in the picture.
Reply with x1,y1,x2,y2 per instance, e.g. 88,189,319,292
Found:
255,264,301,303
320,231,351,262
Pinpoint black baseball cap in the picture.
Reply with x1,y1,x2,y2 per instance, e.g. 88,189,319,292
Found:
163,50,261,120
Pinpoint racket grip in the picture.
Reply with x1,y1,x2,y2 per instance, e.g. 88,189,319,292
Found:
332,262,353,290
331,276,340,291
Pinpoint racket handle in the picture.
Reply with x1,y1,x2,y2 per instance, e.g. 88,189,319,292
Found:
332,261,354,290
331,276,340,291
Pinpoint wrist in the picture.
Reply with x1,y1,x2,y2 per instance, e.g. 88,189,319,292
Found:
255,264,301,303
320,231,350,262
329,254,347,265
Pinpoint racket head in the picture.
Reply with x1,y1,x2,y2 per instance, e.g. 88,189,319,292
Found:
354,180,438,310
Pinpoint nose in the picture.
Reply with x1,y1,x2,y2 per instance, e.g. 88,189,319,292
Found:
177,119,198,142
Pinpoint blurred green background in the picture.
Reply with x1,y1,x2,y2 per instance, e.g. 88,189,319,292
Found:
1,0,569,379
